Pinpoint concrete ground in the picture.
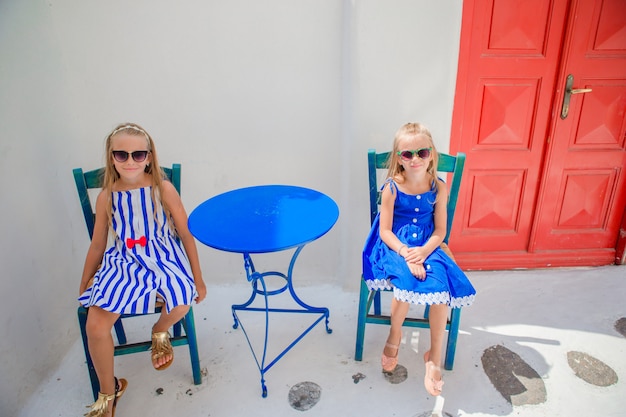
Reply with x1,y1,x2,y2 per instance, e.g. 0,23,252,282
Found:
20,265,626,417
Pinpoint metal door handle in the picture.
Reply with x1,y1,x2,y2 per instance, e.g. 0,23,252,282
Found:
570,88,593,94
561,74,592,119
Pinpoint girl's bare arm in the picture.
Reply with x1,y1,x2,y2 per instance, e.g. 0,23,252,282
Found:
79,190,109,295
378,182,405,254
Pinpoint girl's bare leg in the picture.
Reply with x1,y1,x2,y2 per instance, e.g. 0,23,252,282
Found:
425,304,447,366
86,306,120,411
384,298,410,356
424,303,447,395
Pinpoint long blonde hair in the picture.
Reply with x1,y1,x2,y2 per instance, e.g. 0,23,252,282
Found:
102,123,172,233
386,122,439,183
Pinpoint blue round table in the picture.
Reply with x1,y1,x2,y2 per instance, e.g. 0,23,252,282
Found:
188,185,339,397
189,184,339,253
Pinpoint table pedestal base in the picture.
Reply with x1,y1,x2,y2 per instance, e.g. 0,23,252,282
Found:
231,246,332,397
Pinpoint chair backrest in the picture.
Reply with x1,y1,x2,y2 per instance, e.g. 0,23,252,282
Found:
367,149,465,244
73,164,181,239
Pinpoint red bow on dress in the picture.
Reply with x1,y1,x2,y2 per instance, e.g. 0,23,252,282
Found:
126,236,147,249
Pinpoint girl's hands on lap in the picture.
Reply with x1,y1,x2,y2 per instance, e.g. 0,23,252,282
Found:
407,261,426,281
404,246,429,264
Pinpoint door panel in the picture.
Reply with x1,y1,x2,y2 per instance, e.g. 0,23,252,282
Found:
450,0,626,269
531,0,626,252
487,0,552,53
450,0,569,254
575,84,626,148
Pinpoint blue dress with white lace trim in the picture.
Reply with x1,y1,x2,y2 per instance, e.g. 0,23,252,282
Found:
78,186,197,315
362,179,475,308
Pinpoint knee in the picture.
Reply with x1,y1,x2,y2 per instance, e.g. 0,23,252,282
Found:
429,304,449,317
85,310,115,339
170,304,190,317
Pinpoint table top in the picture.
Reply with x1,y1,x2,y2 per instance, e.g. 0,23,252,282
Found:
188,185,339,253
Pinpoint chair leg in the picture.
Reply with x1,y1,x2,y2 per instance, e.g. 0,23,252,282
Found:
172,321,182,338
113,318,127,345
78,306,99,400
373,289,382,316
354,280,370,361
182,307,202,385
444,307,462,371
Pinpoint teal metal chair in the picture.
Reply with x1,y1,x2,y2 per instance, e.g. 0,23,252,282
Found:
354,149,466,370
74,164,202,400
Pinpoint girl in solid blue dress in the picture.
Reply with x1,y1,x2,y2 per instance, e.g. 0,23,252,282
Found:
78,123,207,416
362,122,475,396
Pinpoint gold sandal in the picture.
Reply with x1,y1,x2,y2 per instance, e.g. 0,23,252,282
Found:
84,392,115,417
151,331,174,370
84,377,127,417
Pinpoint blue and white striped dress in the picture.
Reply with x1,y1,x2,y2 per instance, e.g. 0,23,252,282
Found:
79,186,197,315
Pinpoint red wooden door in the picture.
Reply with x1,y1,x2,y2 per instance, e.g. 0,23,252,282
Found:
450,0,626,269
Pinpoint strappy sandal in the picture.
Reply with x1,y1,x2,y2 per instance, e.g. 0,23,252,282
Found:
423,355,444,396
151,330,174,370
381,342,399,373
84,377,127,417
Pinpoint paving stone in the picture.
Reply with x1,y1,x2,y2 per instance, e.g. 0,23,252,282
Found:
567,351,618,387
614,317,626,338
383,363,408,384
481,345,547,406
288,381,321,411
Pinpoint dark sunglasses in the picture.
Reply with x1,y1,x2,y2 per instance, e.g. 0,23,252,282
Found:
397,148,432,161
112,150,150,163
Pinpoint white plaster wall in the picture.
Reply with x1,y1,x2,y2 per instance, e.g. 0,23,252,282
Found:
0,1,461,414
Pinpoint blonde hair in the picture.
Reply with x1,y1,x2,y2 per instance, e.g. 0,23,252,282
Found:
386,122,439,183
385,122,441,205
102,123,172,233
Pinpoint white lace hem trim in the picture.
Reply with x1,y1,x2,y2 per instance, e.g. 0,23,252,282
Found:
449,294,475,308
365,279,475,308
365,279,393,291
394,288,450,305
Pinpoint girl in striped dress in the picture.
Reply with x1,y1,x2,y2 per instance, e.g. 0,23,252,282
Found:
78,123,206,417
